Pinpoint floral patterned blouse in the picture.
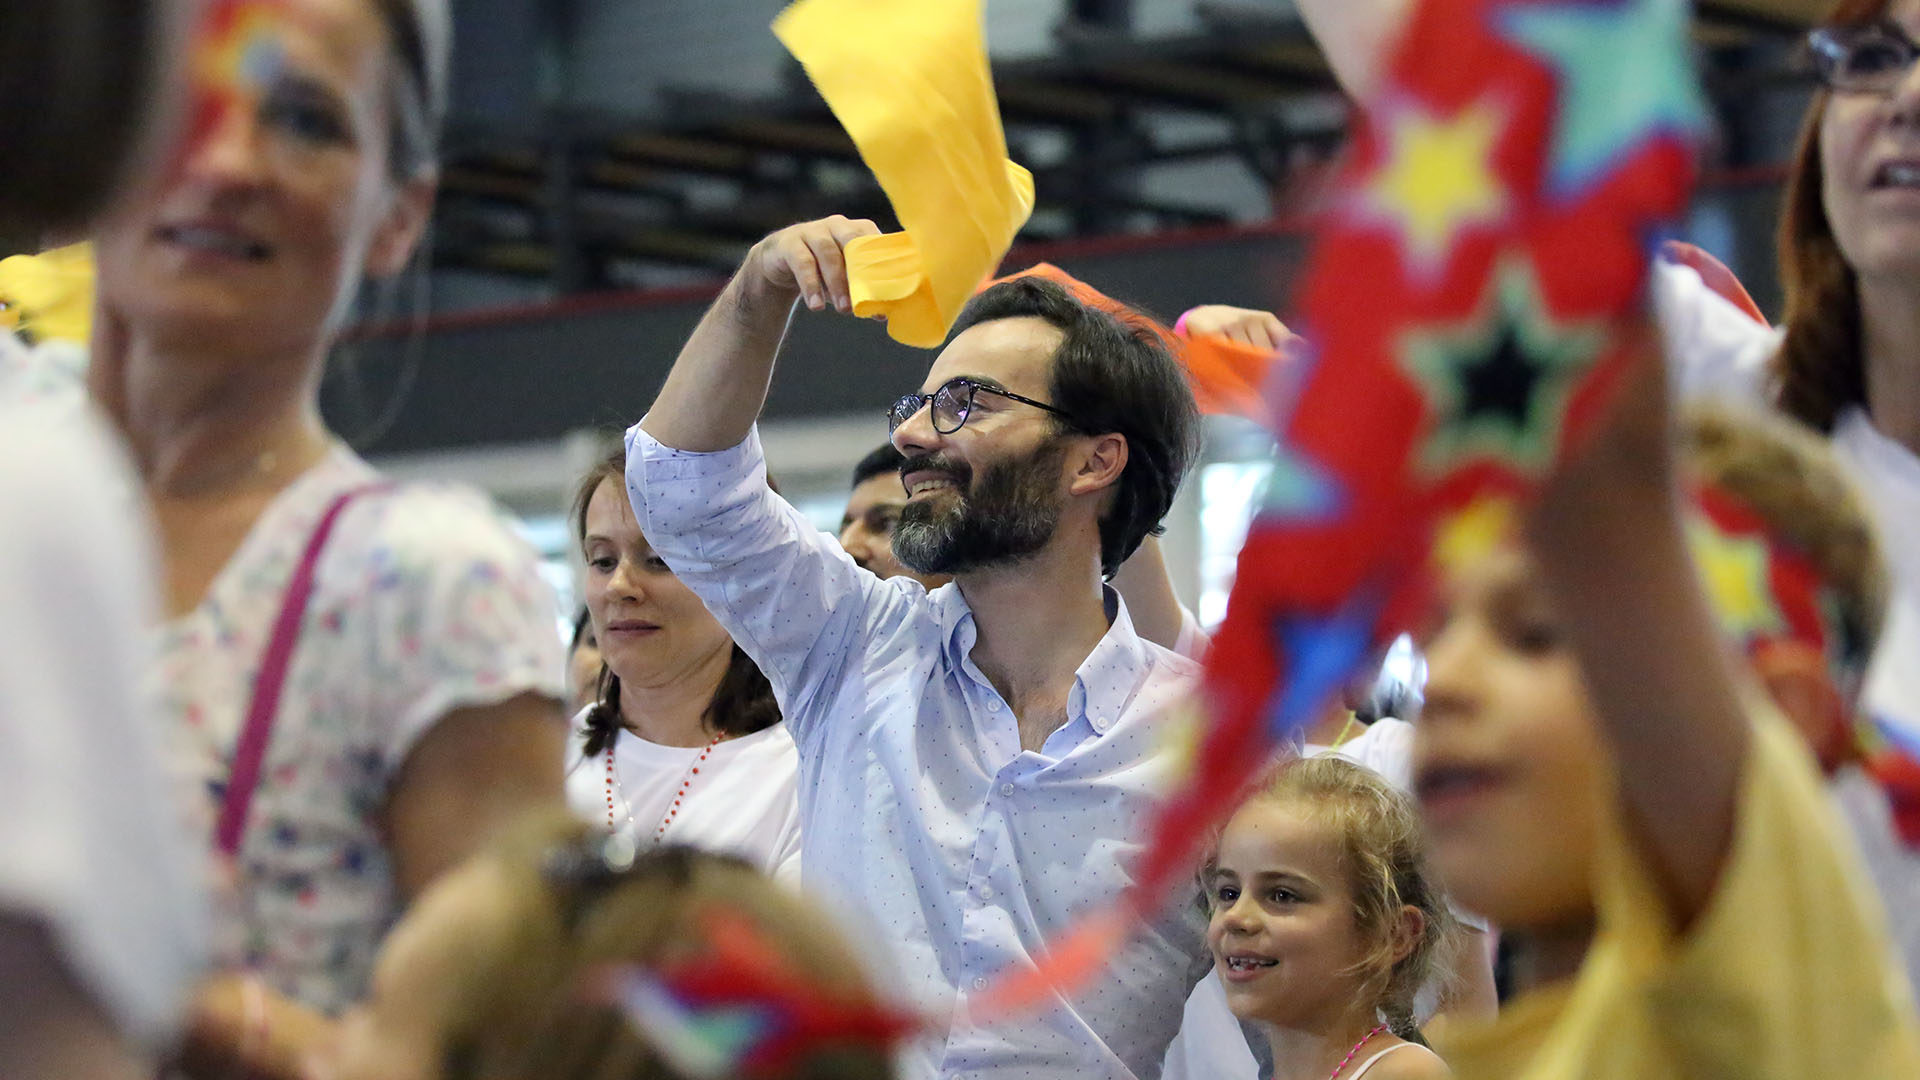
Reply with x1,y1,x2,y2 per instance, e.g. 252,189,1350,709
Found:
151,445,565,1014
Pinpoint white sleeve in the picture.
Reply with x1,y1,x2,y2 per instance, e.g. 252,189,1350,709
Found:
625,424,917,749
0,401,209,1050
1159,970,1261,1080
1652,258,1781,406
356,488,569,765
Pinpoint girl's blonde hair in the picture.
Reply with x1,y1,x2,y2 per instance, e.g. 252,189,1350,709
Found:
435,812,895,1080
1221,756,1458,1043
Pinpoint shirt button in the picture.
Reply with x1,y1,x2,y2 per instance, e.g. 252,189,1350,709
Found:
973,977,988,991
976,882,994,900
1000,783,1014,796
988,699,1002,712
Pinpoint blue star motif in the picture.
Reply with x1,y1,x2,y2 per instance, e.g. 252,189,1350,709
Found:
1497,0,1707,199
1265,598,1380,742
1258,442,1344,524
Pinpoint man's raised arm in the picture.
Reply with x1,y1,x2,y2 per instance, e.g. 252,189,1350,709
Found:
641,215,880,452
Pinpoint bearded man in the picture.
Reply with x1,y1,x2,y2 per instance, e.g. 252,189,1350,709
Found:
624,215,1207,1080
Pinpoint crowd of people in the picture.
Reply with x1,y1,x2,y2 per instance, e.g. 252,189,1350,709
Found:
4,0,1920,1079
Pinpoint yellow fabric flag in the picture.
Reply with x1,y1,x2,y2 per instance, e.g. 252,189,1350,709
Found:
774,0,1035,348
0,243,95,346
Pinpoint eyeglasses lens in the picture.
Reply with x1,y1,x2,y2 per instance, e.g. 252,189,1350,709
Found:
1816,26,1918,93
932,383,969,434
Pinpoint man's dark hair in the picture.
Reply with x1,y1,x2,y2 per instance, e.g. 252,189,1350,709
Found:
946,277,1200,577
852,443,907,490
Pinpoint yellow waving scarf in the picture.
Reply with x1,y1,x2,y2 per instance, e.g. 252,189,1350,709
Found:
774,0,1035,348
0,243,94,346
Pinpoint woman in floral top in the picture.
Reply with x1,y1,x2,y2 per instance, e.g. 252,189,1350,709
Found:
65,0,567,1074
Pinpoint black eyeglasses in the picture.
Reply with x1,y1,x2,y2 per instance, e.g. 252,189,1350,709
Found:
887,377,1080,435
1800,20,1920,94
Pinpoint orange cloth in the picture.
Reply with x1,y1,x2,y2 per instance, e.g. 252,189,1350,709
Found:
774,0,1034,348
979,262,1276,422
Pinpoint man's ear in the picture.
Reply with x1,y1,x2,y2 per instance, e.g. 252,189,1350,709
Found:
1068,432,1128,499
1751,640,1851,774
363,173,437,280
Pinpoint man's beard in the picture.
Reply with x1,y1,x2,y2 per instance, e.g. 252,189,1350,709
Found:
893,440,1067,576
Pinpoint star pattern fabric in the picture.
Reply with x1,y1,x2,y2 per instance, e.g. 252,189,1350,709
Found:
1686,513,1790,646
1398,258,1606,478
1140,0,1698,993
1688,485,1920,846
1498,0,1708,199
1361,98,1509,271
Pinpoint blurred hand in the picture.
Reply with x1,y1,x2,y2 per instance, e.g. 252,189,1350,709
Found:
741,215,882,314
1179,305,1297,353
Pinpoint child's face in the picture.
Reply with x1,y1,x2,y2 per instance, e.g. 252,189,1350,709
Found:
1414,543,1611,934
1205,798,1380,1029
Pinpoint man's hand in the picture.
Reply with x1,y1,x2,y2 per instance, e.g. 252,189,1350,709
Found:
1179,305,1298,353
642,215,883,453
743,215,882,315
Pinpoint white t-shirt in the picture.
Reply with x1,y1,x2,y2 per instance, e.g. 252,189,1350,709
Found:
153,446,567,1015
564,708,803,882
1831,409,1920,747
0,381,209,1050
4,335,570,1016
1652,256,1920,776
1832,762,1920,1000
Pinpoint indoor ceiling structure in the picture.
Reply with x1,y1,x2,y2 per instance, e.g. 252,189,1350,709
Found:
424,0,1829,307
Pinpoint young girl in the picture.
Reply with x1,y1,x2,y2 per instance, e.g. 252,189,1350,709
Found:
1206,755,1455,1080
312,811,904,1080
1410,361,1920,1076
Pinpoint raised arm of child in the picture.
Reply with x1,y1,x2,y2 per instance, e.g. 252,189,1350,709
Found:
1525,343,1751,926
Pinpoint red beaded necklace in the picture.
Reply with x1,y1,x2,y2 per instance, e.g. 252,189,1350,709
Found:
1324,1025,1387,1080
603,728,727,840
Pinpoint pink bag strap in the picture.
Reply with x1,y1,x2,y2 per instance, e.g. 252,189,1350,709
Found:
214,483,389,857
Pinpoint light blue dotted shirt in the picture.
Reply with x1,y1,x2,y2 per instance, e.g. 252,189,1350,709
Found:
627,424,1210,1080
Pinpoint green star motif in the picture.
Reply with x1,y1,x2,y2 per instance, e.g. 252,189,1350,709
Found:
1498,0,1707,198
1397,259,1606,478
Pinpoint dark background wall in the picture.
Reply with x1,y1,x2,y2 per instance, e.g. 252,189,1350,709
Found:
327,174,1787,457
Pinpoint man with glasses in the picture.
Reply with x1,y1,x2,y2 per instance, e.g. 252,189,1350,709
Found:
626,215,1206,1080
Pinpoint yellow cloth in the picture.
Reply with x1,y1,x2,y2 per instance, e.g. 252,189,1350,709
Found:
1439,710,1920,1080
773,0,1034,348
0,244,94,346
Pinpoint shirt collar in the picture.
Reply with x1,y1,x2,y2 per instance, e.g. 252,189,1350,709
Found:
935,582,1153,736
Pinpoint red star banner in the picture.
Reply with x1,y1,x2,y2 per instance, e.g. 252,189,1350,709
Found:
979,0,1704,1012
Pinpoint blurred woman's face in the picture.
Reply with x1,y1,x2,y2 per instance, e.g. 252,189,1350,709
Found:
91,0,432,357
1819,0,1920,283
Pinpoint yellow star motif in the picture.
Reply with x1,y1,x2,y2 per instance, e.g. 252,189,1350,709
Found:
1433,495,1518,578
1362,100,1508,270
1686,516,1787,644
